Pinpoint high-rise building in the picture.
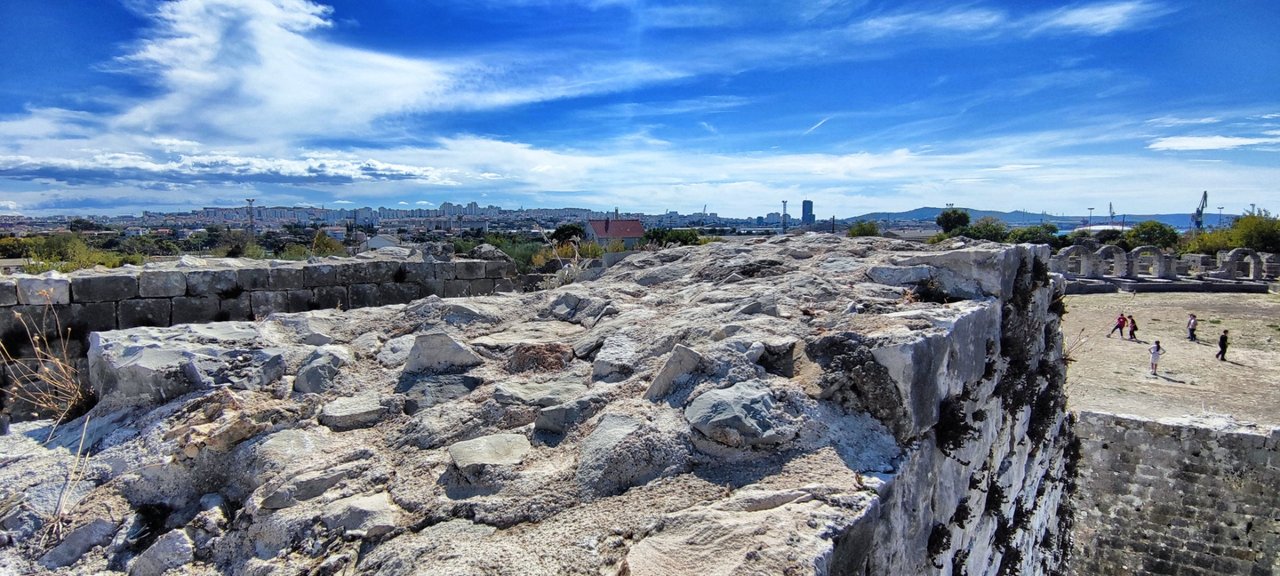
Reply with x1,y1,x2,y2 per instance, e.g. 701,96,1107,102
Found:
801,200,815,225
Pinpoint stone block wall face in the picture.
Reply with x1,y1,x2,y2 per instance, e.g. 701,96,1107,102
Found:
849,245,1079,575
0,257,515,366
1070,412,1280,576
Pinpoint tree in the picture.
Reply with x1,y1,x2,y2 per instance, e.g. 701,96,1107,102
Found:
1230,212,1280,253
550,223,586,245
936,208,970,233
310,230,347,257
1005,223,1059,246
962,217,1009,242
846,220,879,237
1124,220,1178,249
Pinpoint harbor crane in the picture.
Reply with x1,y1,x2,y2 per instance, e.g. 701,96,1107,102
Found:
1191,191,1208,231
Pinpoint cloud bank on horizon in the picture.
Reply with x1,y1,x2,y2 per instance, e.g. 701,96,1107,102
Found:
0,0,1276,218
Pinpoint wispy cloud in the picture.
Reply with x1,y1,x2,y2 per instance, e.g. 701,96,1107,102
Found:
847,1,1169,42
1146,116,1221,127
803,117,831,135
1148,135,1280,151
1029,1,1171,36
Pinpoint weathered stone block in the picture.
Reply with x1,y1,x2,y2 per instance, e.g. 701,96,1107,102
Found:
334,262,365,285
16,275,71,305
237,267,270,291
220,295,252,321
402,262,434,284
186,269,239,297
118,299,171,328
268,266,304,290
138,270,186,298
484,261,509,278
70,274,138,302
442,280,471,298
67,301,117,334
304,263,339,287
287,289,313,312
251,291,289,318
349,284,380,308
469,278,495,295
379,283,421,305
456,260,486,280
433,262,456,281
311,286,348,310
0,280,17,306
493,278,516,293
172,296,221,325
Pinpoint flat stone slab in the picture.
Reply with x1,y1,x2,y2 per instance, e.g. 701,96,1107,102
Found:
319,394,392,431
404,331,484,373
494,379,587,407
471,321,585,349
447,433,531,473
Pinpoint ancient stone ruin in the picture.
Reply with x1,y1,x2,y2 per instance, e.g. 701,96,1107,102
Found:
0,235,1276,575
1049,244,1276,294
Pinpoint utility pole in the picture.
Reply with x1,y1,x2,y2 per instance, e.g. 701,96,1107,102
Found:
1086,207,1094,228
246,198,256,238
781,201,788,234
1217,206,1224,228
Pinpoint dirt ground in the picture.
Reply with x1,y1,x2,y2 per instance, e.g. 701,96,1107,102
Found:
1062,291,1280,426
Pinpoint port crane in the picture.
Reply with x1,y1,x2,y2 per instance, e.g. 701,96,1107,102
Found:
1191,191,1208,231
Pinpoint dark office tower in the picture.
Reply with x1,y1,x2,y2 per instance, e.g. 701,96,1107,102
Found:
801,200,815,226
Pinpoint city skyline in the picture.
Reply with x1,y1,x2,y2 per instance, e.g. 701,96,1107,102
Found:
1,0,1278,218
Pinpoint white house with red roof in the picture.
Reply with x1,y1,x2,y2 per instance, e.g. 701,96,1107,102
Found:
585,218,645,249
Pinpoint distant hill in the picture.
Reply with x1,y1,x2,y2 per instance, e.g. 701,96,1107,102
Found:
849,207,1204,230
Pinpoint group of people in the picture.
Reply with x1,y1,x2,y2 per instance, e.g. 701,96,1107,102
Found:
1109,312,1230,376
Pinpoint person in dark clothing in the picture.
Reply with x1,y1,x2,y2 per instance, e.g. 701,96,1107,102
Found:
1127,315,1138,341
1108,313,1127,338
1215,330,1229,361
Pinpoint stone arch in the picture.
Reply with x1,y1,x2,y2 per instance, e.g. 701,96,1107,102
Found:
1128,245,1175,279
1094,245,1129,277
1223,248,1263,280
1053,245,1098,278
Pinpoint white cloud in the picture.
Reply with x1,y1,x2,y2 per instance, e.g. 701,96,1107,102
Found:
1146,116,1221,127
1029,1,1170,36
415,200,434,205
803,117,831,135
1147,136,1280,151
332,200,353,204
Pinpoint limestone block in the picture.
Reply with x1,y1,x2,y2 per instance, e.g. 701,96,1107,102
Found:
442,279,471,298
220,294,252,321
16,274,71,305
138,270,186,298
185,269,239,297
494,378,587,407
0,280,16,306
484,261,511,278
349,283,380,308
287,289,313,312
172,296,221,325
456,260,486,280
494,278,516,293
250,291,289,318
321,492,403,537
396,374,481,414
311,286,347,310
404,331,484,373
420,280,445,297
447,433,531,474
304,263,339,287
379,283,421,305
39,518,117,569
70,274,138,302
592,335,637,382
67,301,117,334
268,266,304,290
402,261,434,284
433,262,457,281
645,344,703,400
127,529,193,576
535,397,600,434
469,278,495,295
237,267,270,291
293,348,348,394
261,461,366,509
685,380,791,448
118,299,171,328
319,393,400,431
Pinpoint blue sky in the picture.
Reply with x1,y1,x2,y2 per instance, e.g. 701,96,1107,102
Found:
0,0,1277,218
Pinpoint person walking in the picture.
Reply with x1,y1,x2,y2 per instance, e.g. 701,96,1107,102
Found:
1108,312,1127,338
1127,315,1138,341
1187,313,1198,342
1215,330,1229,361
1149,340,1164,375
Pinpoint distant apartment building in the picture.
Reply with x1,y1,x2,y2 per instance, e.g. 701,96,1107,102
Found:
802,200,815,226
585,218,645,249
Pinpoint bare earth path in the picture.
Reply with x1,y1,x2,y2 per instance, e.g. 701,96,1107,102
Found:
1062,292,1280,426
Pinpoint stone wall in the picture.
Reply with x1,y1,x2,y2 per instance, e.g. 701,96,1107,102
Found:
1070,411,1280,575
0,255,516,407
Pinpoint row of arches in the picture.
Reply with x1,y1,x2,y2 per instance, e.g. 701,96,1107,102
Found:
1050,246,1264,280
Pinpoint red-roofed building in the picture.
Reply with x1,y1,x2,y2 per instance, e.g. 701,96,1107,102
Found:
586,218,645,249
